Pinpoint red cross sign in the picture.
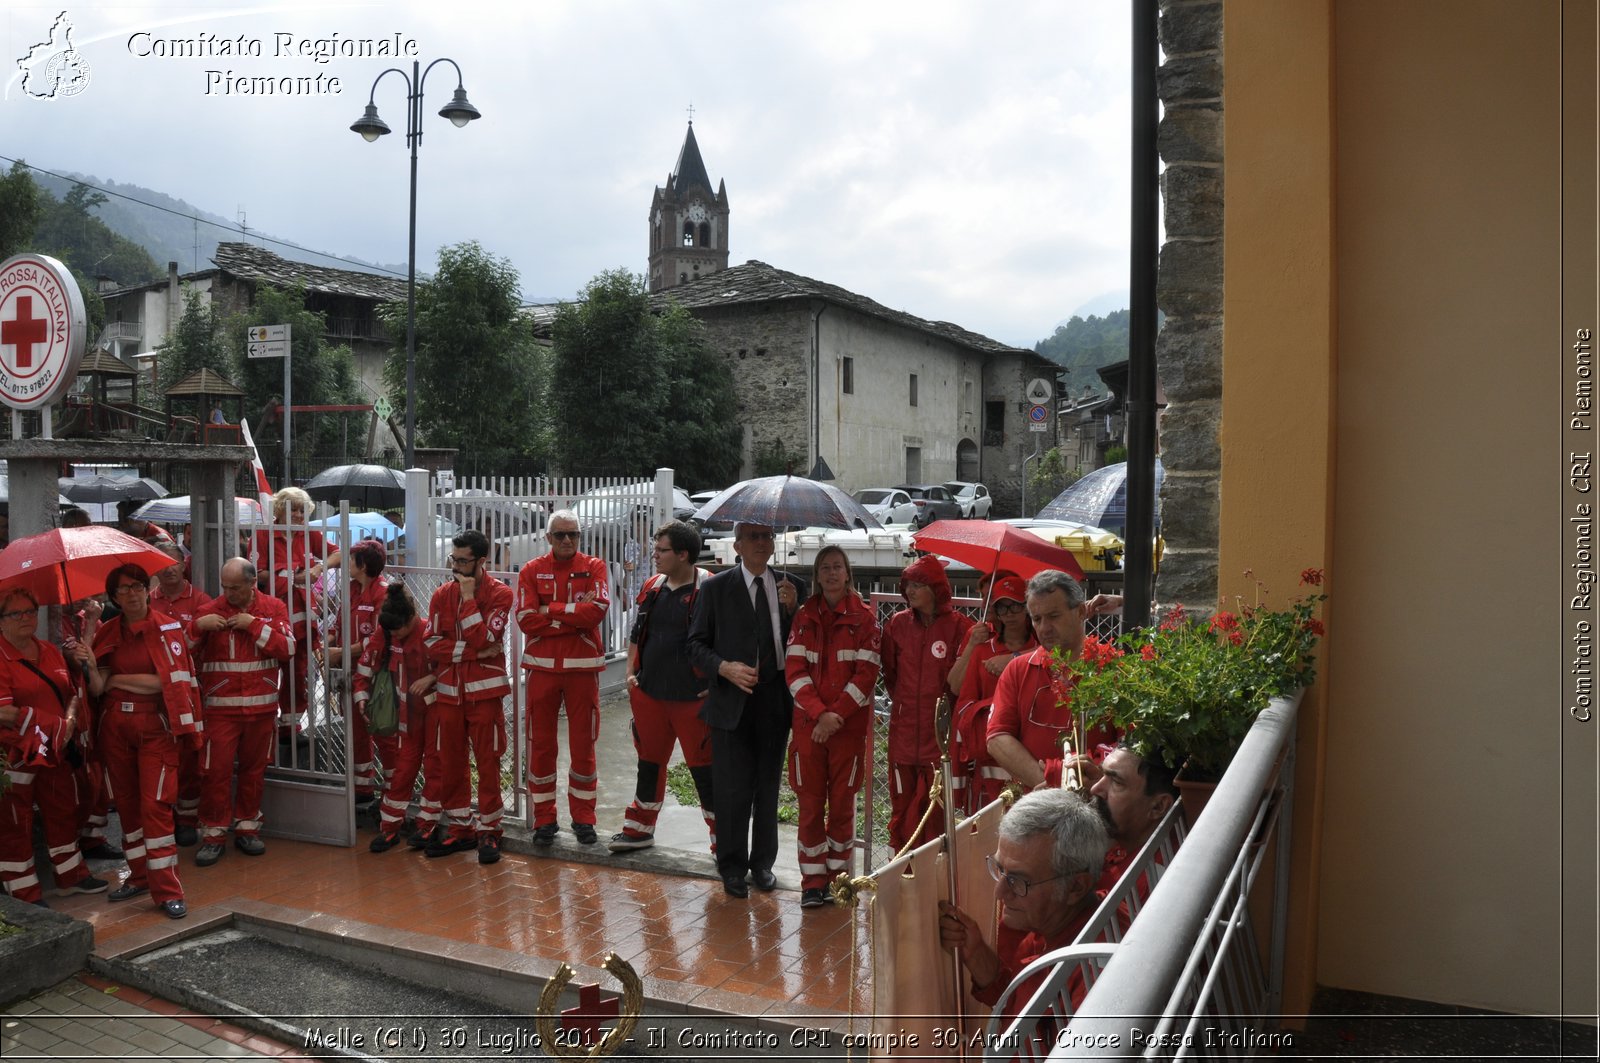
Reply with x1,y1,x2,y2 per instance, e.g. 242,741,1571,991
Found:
560,981,620,1047
0,253,86,411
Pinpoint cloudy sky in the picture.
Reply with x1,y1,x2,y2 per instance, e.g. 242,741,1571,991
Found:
3,1,1132,348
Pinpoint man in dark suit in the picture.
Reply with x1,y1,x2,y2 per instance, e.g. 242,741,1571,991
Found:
688,522,806,897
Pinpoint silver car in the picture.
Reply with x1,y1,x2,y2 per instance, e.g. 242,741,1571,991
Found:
852,487,918,525
943,480,993,519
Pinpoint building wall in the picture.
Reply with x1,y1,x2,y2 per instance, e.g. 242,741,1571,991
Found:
983,352,1055,517
690,303,812,478
1224,0,1595,1017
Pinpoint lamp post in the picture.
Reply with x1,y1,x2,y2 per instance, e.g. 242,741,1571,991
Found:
350,59,481,469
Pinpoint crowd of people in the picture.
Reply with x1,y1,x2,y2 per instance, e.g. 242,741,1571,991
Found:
0,488,1181,1030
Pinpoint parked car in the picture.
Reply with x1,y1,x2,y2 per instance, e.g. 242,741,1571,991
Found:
943,480,993,520
852,487,918,525
689,489,737,555
897,483,964,528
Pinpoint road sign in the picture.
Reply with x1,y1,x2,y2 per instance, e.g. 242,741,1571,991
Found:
1025,377,1054,405
436,469,456,492
246,324,289,359
1028,402,1050,432
373,397,393,419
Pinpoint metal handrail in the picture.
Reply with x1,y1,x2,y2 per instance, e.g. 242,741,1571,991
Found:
1051,689,1303,1059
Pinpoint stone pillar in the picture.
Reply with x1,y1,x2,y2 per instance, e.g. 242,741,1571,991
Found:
6,458,62,542
1155,0,1224,608
188,461,241,596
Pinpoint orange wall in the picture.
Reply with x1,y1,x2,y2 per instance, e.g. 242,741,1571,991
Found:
1223,0,1594,1015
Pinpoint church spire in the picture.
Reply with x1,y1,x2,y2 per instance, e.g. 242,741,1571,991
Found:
673,121,714,199
648,120,730,293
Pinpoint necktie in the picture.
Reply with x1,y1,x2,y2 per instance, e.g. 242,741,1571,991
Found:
754,576,776,683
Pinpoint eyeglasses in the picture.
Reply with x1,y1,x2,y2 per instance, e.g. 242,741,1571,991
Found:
548,530,580,541
992,600,1025,616
653,544,678,555
0,607,39,621
448,555,479,568
985,853,1071,898
114,583,149,596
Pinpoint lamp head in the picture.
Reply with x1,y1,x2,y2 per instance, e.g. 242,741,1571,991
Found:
439,87,481,128
350,103,391,142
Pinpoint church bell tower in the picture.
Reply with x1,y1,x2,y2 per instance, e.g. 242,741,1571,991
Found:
648,121,729,292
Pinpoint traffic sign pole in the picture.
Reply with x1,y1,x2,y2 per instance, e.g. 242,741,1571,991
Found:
246,325,292,486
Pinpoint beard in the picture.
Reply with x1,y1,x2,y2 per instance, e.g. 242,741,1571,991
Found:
1092,794,1119,837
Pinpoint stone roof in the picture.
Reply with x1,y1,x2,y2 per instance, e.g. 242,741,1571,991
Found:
652,260,1036,358
210,242,408,303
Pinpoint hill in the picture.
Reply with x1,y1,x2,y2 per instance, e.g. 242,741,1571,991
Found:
1032,308,1132,396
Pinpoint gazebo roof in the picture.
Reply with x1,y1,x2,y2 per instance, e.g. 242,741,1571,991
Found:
167,367,244,397
77,349,137,376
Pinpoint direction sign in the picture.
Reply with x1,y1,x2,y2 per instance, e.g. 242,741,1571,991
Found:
1025,377,1054,405
247,323,289,359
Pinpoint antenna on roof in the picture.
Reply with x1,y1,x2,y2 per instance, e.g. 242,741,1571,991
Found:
237,206,249,244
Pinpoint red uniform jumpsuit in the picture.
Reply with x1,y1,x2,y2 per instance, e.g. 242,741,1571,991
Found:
0,640,93,903
425,575,514,843
352,617,439,839
881,557,973,851
516,552,609,828
190,591,295,843
987,647,1119,787
331,575,392,798
784,590,881,891
616,571,715,848
252,527,325,731
952,633,1036,815
60,608,111,852
152,580,208,832
970,903,1100,1048
92,612,201,906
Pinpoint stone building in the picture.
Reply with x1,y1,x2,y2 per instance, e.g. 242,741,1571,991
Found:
647,123,730,293
653,259,1059,513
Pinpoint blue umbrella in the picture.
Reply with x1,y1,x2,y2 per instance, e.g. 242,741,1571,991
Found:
1036,459,1164,538
306,511,404,548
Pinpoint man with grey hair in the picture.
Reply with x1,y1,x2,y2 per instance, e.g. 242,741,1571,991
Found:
939,788,1107,1010
986,569,1120,789
517,507,610,846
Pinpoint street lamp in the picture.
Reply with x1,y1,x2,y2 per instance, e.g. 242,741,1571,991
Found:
350,59,481,468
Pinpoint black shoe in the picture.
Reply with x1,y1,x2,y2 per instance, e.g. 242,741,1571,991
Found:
425,834,477,858
801,888,828,909
194,842,225,867
174,826,198,848
234,835,266,856
478,836,501,865
408,825,441,851
163,899,188,920
81,842,123,861
369,831,402,853
532,824,558,846
722,875,749,898
53,875,110,896
572,822,597,845
108,882,149,903
749,869,778,891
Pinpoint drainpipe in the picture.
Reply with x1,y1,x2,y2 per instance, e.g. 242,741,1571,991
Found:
807,302,832,479
1123,0,1160,626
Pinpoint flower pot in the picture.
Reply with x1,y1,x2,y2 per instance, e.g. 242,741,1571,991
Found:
1174,762,1219,828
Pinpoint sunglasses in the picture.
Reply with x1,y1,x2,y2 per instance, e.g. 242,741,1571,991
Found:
549,530,580,541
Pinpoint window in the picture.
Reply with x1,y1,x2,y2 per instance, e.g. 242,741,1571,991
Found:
906,447,922,483
699,222,711,247
985,400,1005,431
842,356,855,394
909,373,919,407
683,222,694,247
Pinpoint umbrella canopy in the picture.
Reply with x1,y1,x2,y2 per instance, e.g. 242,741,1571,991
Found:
134,496,263,525
692,475,882,532
59,475,167,505
304,464,406,510
912,519,1086,582
436,489,541,534
0,527,178,606
306,511,405,548
1036,459,1164,537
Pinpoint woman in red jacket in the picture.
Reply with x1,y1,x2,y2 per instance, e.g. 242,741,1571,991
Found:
83,564,201,919
0,589,107,905
880,554,973,851
253,486,339,735
355,583,441,852
784,545,881,910
947,575,1037,815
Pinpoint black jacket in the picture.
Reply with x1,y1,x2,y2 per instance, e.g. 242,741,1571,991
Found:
687,565,808,728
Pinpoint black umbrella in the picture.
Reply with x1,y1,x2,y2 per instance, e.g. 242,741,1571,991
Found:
304,464,406,510
692,474,882,531
59,475,167,505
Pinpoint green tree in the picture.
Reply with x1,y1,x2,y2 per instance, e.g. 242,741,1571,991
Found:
1028,447,1082,513
31,179,160,286
549,269,741,484
157,288,232,393
0,162,43,260
225,285,362,459
378,241,544,474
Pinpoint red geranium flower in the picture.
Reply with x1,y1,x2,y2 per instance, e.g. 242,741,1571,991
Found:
1305,618,1325,637
1300,568,1324,586
1140,644,1157,661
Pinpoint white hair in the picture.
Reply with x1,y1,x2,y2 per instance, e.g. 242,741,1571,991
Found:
548,507,582,531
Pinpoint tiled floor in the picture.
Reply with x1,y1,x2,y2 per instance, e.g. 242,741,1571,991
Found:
59,830,875,1019
2,972,310,1060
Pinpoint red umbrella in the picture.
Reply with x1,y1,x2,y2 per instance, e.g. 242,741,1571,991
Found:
0,527,179,606
911,519,1086,581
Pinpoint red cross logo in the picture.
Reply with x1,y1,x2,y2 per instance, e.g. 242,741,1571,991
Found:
1,294,48,370
560,981,620,1048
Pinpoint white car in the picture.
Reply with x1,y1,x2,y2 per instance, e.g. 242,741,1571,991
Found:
852,487,918,525
943,480,993,519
